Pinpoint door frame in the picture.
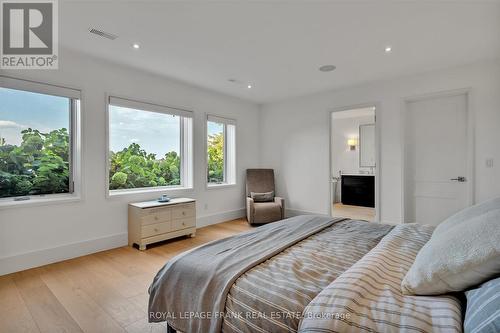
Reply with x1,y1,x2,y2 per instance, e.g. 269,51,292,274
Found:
328,103,381,222
401,88,475,223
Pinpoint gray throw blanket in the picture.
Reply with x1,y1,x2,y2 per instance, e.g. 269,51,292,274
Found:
148,215,345,333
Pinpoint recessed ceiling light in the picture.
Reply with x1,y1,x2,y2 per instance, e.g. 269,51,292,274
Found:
132,43,140,49
319,65,336,72
385,46,392,53
227,78,252,88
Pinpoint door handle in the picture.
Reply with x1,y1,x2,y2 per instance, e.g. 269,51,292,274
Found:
450,176,466,182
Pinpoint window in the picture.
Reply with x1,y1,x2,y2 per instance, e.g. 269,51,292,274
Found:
206,115,236,186
107,97,193,194
0,77,80,202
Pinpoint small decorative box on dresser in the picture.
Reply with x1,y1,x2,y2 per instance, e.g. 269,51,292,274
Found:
128,198,196,250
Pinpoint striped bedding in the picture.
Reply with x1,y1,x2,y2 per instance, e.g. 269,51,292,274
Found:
222,220,393,333
299,223,463,333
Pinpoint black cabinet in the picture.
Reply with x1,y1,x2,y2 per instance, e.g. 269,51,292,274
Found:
341,175,375,208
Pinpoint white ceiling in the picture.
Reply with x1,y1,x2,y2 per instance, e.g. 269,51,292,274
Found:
60,1,500,103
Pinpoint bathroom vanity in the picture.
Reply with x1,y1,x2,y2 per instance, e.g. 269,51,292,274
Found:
341,174,375,207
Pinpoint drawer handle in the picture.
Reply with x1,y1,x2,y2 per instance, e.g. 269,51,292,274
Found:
154,216,158,220
182,211,186,215
182,222,185,226
154,228,159,232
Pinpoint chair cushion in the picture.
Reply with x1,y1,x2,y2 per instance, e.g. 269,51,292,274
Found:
246,169,275,197
464,276,500,333
251,191,274,202
253,202,282,224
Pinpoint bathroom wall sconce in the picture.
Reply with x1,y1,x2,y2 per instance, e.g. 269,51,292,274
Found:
347,138,358,151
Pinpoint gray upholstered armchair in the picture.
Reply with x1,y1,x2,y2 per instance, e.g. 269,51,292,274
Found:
246,169,285,225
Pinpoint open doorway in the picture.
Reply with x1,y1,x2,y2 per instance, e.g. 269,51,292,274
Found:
330,106,378,221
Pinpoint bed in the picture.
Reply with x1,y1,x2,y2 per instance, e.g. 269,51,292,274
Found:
148,215,463,333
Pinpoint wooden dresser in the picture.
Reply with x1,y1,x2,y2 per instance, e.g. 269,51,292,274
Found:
128,198,196,250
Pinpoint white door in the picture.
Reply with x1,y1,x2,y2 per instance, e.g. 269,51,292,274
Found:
404,93,469,226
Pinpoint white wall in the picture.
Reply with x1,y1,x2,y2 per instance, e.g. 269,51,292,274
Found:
261,60,500,223
0,48,261,274
331,115,375,176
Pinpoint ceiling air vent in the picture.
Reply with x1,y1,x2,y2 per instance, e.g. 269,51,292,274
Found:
88,28,118,40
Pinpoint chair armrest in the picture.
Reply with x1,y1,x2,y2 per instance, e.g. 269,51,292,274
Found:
246,197,255,223
274,196,285,218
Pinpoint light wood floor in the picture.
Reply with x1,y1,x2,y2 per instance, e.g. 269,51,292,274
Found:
332,203,376,221
0,218,252,333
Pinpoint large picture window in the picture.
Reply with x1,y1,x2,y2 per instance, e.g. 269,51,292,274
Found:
206,115,236,186
108,97,193,194
0,78,80,201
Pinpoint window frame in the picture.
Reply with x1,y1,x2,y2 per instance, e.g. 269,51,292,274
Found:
105,95,194,197
205,114,237,189
0,76,82,208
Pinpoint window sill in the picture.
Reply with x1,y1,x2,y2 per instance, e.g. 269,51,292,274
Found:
108,186,194,198
206,183,237,190
0,193,81,210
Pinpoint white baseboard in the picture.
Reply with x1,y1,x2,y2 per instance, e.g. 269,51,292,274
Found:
285,208,323,218
0,208,247,276
0,232,128,276
197,208,246,227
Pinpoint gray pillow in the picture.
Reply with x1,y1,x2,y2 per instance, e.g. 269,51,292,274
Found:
464,276,500,333
251,191,274,202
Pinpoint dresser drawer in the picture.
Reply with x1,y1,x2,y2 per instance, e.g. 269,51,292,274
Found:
140,208,172,225
141,221,171,238
172,217,196,230
172,204,195,219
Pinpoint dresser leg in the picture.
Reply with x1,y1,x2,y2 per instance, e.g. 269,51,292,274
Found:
139,244,146,250
189,233,196,238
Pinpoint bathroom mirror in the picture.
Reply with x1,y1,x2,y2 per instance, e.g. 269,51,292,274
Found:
359,124,376,167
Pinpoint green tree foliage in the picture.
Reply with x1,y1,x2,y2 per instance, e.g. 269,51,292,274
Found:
0,128,70,198
1,127,224,197
109,143,181,190
207,132,224,183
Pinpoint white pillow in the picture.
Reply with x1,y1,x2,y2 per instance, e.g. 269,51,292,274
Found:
402,208,500,295
433,196,500,236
